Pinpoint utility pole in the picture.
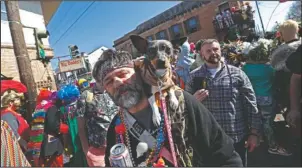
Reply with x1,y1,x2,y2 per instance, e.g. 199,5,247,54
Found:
255,1,266,37
5,1,37,121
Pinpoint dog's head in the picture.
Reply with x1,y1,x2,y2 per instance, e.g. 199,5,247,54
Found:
130,35,187,77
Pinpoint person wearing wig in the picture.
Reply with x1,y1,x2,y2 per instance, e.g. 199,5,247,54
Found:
242,39,291,156
57,84,88,166
1,80,30,151
32,89,69,167
26,89,69,166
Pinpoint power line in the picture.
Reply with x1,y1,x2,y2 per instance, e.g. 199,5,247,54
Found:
52,1,96,47
49,3,76,38
54,2,99,44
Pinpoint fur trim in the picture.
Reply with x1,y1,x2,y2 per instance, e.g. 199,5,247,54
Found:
270,40,301,71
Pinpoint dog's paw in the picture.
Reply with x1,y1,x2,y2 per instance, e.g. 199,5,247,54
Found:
169,91,179,110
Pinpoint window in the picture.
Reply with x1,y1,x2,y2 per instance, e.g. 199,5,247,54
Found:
218,2,230,13
147,35,154,41
155,30,168,40
170,24,183,39
185,16,200,34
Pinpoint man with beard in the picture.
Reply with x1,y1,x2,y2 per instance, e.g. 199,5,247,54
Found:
92,49,242,167
186,39,261,167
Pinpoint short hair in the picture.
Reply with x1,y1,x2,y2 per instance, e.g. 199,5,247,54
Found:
200,39,219,50
279,20,299,38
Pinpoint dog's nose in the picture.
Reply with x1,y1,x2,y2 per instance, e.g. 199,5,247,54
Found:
157,59,166,69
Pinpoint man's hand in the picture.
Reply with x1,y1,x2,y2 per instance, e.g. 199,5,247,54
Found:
86,146,106,167
193,89,209,102
286,110,301,128
245,129,260,153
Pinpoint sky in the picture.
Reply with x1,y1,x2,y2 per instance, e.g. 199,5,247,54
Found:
47,1,294,70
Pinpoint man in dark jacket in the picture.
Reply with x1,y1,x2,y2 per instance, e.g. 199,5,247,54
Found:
92,49,243,167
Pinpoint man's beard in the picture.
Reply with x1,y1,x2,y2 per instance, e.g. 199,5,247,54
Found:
205,54,221,64
109,77,143,109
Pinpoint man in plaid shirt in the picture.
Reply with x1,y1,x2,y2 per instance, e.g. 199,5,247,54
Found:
186,39,261,167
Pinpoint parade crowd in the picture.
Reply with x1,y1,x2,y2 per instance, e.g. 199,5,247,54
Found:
1,19,301,167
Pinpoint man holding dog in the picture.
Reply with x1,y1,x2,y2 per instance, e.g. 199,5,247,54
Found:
186,39,261,166
92,49,242,167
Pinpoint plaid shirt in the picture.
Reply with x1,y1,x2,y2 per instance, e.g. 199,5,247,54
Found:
186,63,261,143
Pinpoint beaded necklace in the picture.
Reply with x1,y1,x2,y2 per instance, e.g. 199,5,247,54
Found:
115,109,166,167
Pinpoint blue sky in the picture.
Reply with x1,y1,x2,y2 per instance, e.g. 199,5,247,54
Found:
48,1,293,70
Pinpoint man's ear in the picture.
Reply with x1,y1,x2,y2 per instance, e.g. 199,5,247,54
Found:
130,35,148,54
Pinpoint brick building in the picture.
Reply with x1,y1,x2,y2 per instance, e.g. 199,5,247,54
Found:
113,0,244,56
1,1,61,91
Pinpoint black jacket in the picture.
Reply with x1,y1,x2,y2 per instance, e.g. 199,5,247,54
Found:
105,91,243,167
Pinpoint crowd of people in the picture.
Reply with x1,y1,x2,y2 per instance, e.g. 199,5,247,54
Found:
1,19,301,167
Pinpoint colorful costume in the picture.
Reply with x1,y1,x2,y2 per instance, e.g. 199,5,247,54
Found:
58,84,88,167
1,80,30,150
1,120,31,167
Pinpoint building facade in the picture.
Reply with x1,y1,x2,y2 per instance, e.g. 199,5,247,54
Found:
1,1,60,90
113,0,243,56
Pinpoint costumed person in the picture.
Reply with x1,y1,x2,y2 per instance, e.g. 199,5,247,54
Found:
174,37,195,87
222,11,230,28
1,120,31,167
216,12,224,29
270,20,301,136
27,89,69,166
92,49,243,167
186,39,262,166
1,80,30,151
57,84,88,167
38,89,69,167
78,78,90,93
245,2,254,22
242,39,292,156
189,42,196,59
226,10,234,25
77,80,119,167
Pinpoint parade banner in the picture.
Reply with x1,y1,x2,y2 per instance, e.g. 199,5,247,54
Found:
59,58,85,73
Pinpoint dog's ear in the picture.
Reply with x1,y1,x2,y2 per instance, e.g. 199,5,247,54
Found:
171,36,188,47
178,36,188,46
130,35,148,54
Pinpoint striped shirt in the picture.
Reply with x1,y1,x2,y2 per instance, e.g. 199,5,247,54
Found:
186,63,261,142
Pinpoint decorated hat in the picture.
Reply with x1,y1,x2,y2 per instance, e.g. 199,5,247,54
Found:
1,80,27,108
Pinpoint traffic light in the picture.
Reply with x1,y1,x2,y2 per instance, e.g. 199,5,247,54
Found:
34,29,49,60
69,45,80,57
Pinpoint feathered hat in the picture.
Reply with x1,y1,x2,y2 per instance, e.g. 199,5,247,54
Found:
1,80,27,108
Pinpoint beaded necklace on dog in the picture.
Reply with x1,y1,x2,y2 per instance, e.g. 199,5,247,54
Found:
114,81,179,167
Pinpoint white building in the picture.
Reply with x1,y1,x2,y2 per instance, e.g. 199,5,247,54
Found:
1,1,61,90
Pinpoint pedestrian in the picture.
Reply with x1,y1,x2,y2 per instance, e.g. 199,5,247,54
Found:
77,80,118,167
286,44,301,138
186,39,262,166
38,89,70,167
242,39,292,156
1,80,30,151
270,20,301,133
57,84,88,167
92,49,243,167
